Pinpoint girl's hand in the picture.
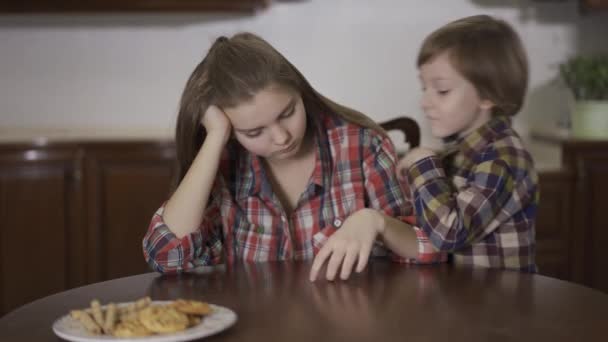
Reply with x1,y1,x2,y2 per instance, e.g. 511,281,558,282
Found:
309,209,383,282
201,105,232,145
396,147,436,181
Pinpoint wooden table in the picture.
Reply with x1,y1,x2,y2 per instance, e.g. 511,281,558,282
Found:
1,260,607,341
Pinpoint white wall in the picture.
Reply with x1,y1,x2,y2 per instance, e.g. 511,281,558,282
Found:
1,0,607,147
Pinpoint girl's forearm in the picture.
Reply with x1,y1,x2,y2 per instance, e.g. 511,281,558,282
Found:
376,212,420,259
163,133,226,238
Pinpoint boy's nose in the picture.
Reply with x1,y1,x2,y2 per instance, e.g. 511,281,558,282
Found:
420,93,432,112
271,124,291,145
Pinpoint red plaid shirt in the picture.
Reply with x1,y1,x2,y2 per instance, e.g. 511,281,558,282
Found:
143,114,445,273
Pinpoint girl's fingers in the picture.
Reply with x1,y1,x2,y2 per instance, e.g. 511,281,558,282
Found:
325,247,346,281
310,245,332,282
340,246,359,280
356,243,372,273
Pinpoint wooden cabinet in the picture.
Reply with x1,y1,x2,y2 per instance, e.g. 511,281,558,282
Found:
0,141,175,316
531,135,608,294
563,140,608,292
0,0,270,13
535,170,574,280
1,136,605,315
0,145,85,316
83,143,175,283
581,0,608,10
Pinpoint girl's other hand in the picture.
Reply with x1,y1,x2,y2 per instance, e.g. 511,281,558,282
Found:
309,209,383,282
201,105,232,145
396,147,436,181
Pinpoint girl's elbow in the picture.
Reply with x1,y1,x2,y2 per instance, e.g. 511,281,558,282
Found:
147,258,181,275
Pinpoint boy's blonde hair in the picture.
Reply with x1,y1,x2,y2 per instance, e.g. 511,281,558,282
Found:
417,15,529,117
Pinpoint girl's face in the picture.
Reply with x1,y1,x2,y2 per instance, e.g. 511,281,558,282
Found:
418,51,494,139
224,84,308,163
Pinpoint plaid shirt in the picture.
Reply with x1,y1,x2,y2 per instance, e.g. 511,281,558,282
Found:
143,113,445,274
405,116,538,272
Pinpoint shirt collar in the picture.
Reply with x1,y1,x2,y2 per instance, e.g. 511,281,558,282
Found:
235,113,334,201
310,116,333,189
235,150,263,201
444,116,512,157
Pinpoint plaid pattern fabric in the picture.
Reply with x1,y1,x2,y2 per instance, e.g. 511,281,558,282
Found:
405,116,538,272
143,113,445,274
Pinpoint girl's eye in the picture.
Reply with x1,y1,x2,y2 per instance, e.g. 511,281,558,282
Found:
279,107,295,119
438,90,450,95
243,130,263,138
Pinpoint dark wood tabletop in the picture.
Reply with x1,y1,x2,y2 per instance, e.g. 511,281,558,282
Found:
1,260,607,341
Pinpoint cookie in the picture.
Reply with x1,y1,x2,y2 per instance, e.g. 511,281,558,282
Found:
172,299,213,316
138,305,189,333
188,315,202,326
70,310,102,335
113,318,152,338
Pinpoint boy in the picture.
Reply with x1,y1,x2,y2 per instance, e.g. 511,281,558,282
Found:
397,15,538,272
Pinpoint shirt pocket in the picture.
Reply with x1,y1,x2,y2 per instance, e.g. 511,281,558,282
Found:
233,219,278,262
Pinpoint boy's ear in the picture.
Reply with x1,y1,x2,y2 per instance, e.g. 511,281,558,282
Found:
479,99,494,111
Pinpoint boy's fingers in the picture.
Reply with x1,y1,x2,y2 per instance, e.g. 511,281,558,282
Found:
397,169,406,181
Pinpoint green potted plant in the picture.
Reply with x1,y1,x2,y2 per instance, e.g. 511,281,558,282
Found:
560,55,608,138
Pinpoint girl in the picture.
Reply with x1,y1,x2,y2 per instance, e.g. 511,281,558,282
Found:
143,33,444,281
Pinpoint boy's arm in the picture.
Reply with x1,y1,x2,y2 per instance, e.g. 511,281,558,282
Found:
406,152,526,252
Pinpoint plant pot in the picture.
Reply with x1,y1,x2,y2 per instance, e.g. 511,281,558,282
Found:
571,100,608,139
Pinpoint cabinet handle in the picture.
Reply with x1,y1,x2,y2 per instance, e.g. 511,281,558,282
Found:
73,169,82,182
576,158,585,192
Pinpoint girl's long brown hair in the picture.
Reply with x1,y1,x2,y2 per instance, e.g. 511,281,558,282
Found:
174,32,384,187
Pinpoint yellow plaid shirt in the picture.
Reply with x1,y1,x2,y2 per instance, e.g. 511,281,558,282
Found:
404,116,538,271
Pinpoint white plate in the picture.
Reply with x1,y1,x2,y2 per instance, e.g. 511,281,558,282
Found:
52,301,237,342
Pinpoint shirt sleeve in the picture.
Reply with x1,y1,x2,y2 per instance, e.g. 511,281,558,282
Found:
406,152,515,252
362,133,447,264
142,194,225,274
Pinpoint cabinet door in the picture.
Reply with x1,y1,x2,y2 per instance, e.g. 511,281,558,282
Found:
84,142,175,282
583,157,608,293
565,143,608,293
535,170,574,280
0,145,85,315
581,0,608,10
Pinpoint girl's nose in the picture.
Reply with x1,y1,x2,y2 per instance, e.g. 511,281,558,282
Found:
271,124,291,145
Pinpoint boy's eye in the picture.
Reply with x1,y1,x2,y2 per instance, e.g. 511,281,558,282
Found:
438,90,450,95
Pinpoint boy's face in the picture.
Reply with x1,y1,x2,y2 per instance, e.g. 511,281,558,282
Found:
418,51,494,139
224,84,308,163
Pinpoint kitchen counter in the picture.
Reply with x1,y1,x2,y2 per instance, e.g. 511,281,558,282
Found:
0,126,564,172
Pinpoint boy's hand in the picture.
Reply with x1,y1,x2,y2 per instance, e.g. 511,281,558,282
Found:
201,105,232,145
309,209,383,282
396,147,436,180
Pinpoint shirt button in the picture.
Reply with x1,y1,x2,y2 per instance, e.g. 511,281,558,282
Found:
333,218,343,227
